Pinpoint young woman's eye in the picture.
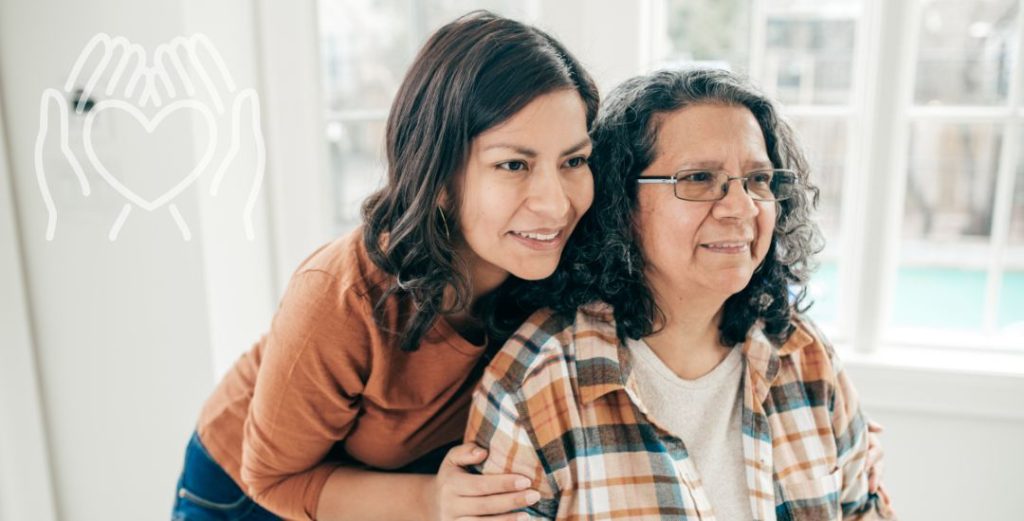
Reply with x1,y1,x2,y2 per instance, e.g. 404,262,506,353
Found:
497,160,528,172
564,156,589,169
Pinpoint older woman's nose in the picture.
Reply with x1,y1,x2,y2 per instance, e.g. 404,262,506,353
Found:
712,178,759,220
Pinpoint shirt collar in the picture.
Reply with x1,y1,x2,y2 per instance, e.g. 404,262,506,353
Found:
572,302,815,406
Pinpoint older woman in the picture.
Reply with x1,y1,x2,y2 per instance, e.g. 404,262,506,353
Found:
467,68,895,520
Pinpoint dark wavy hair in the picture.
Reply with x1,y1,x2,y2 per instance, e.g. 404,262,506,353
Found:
523,68,824,347
361,11,600,351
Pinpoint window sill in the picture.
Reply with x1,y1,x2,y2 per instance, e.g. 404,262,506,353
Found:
837,344,1024,421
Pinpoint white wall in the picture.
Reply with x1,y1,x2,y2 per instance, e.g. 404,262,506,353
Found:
0,0,274,519
0,75,58,521
846,356,1024,520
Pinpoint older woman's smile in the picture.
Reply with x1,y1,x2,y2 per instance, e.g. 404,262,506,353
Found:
699,240,752,253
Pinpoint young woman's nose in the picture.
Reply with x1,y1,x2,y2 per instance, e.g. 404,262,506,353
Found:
525,166,572,219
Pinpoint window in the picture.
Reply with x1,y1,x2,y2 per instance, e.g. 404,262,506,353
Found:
318,0,535,231
658,0,1023,350
892,0,1023,345
315,0,1024,352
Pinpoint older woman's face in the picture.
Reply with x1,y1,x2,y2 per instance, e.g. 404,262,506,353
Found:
635,103,776,301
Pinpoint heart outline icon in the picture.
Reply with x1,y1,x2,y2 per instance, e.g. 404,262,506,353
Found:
83,98,217,212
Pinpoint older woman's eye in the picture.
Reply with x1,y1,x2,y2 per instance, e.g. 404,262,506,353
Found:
564,156,589,169
497,160,528,172
679,171,715,183
748,172,773,186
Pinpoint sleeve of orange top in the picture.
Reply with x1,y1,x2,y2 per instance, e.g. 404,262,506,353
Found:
239,268,374,520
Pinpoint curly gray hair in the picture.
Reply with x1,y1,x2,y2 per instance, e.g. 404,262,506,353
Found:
542,67,825,346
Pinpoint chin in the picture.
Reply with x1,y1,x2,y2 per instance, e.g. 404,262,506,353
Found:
508,262,559,281
712,272,756,296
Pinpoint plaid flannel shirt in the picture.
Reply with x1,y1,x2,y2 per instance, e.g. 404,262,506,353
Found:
466,303,895,521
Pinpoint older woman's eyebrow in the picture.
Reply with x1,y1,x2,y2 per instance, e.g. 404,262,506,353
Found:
676,159,775,170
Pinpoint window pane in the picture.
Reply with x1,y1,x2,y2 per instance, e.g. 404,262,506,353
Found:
419,0,532,33
891,266,988,330
892,122,1003,332
319,0,415,112
807,260,840,327
662,0,751,70
903,122,1003,241
914,0,1018,106
1009,157,1024,243
319,0,528,113
790,117,848,243
792,118,848,333
998,270,1024,333
1004,165,1024,337
326,120,386,231
763,17,858,105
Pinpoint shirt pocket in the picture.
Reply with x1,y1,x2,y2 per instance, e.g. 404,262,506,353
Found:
777,467,842,521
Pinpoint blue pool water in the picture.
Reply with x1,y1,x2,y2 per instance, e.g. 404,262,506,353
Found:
807,263,1024,331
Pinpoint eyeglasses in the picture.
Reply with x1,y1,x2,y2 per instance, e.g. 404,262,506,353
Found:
636,168,797,202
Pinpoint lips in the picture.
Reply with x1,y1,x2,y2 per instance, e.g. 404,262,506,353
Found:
507,227,566,250
512,230,559,241
700,240,752,253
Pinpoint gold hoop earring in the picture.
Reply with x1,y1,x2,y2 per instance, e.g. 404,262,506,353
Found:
438,207,451,239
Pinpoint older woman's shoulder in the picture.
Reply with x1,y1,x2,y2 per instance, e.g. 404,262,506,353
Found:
776,314,847,379
484,302,618,398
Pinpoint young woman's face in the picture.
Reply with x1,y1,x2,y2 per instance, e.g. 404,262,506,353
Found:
635,103,777,301
457,89,593,285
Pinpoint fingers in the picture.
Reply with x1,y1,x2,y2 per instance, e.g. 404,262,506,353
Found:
448,470,533,497
455,490,541,517
457,513,530,521
189,34,237,106
234,89,266,241
865,423,885,493
107,43,146,99
153,36,234,113
444,443,489,468
866,430,884,467
153,43,192,100
867,420,885,434
867,453,885,493
65,33,113,97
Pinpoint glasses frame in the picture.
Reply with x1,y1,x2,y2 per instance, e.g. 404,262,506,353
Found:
636,168,798,202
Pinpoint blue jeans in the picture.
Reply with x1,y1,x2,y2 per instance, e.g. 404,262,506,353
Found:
171,432,281,521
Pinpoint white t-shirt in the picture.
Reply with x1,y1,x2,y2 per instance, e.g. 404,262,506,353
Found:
628,338,753,521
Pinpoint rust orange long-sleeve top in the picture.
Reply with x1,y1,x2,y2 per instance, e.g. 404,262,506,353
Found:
195,228,488,520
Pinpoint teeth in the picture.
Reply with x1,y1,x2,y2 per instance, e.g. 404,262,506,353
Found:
514,231,559,241
705,242,748,249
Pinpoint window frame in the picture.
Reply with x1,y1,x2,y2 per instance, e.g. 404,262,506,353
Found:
303,0,1024,355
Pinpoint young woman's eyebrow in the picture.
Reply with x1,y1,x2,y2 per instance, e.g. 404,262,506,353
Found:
482,144,538,157
481,137,591,158
560,137,592,157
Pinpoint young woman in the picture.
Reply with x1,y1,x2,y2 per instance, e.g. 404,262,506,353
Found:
468,68,894,520
171,12,599,521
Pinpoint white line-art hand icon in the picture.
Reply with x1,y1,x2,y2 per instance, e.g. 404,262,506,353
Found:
34,33,266,241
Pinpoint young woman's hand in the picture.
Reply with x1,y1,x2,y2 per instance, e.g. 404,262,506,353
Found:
424,443,541,521
866,420,886,493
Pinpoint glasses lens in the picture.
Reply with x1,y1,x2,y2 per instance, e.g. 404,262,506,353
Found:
744,170,797,201
767,170,796,201
675,170,724,200
746,171,776,200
